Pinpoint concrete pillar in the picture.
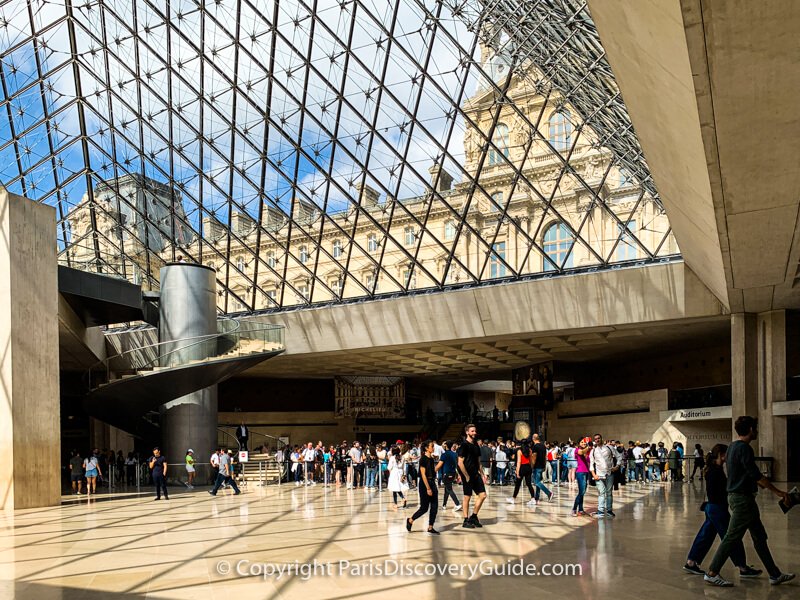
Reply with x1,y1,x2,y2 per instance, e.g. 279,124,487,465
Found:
158,263,218,465
731,313,758,433
0,186,61,510
756,311,787,481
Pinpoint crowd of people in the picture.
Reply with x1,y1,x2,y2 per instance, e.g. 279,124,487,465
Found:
65,416,795,588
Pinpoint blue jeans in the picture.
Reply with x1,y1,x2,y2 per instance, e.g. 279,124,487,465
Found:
596,476,613,514
688,502,746,567
634,463,644,481
533,468,551,500
496,467,506,485
549,460,559,483
649,463,660,480
366,467,377,488
572,472,588,512
210,472,240,494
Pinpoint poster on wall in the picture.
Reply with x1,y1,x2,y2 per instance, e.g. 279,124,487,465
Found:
511,362,554,409
334,376,406,419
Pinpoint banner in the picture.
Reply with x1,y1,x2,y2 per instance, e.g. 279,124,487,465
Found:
511,362,554,410
334,376,405,419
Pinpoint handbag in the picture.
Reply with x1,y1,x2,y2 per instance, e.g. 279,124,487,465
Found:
400,480,410,494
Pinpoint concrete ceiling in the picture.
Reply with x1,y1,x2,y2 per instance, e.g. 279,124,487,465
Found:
588,0,800,313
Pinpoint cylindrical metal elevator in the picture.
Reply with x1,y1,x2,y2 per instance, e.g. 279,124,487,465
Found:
158,263,218,466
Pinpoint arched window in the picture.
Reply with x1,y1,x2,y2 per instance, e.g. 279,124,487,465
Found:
548,111,572,151
489,123,510,165
543,222,574,271
236,256,245,272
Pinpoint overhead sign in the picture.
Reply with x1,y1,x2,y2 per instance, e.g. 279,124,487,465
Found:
773,400,800,417
660,406,732,422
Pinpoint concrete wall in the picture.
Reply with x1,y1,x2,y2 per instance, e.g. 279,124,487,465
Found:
251,262,725,357
548,390,731,452
217,411,355,449
1,186,61,510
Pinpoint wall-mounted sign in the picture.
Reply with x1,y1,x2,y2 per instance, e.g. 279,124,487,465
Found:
511,362,554,410
660,405,732,422
335,376,405,419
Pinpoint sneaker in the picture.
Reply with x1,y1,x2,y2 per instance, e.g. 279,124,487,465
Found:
208,491,216,496
591,512,605,519
547,492,554,502
453,504,462,512
571,510,578,517
154,497,161,501
469,514,483,528
683,563,705,575
769,573,795,585
233,491,241,495
506,497,515,504
526,498,537,507
704,574,733,587
462,518,475,529
427,528,440,535
405,518,413,532
606,510,616,518
739,566,762,578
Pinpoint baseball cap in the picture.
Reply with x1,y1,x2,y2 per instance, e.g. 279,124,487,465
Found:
187,449,194,453
581,437,591,444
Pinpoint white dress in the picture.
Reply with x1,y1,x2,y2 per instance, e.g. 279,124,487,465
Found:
387,455,404,493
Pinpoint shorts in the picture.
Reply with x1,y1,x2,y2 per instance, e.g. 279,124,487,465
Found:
186,466,195,473
85,469,98,478
462,474,486,497
71,474,82,482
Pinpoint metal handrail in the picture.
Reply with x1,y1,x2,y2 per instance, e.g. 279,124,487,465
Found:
88,319,284,389
100,317,240,366
217,427,288,452
217,427,241,452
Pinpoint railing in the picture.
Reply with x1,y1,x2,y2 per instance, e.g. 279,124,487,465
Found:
87,318,284,389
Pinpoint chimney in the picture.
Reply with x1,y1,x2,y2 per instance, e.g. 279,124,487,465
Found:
428,164,453,192
356,183,380,208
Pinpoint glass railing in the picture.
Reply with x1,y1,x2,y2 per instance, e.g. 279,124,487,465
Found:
88,318,284,389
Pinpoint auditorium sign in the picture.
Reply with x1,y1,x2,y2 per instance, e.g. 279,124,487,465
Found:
660,405,732,422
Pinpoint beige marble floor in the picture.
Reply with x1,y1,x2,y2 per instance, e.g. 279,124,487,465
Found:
0,480,797,599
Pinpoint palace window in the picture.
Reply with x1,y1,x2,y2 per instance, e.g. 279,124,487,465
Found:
488,123,510,165
549,111,572,151
544,222,574,271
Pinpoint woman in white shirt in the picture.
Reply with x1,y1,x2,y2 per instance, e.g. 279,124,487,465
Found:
387,446,407,509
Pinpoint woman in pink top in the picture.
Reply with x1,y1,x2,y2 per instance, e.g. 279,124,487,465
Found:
572,437,592,516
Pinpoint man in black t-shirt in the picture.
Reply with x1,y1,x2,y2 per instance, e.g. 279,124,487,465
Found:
530,434,552,502
458,424,487,529
148,447,169,500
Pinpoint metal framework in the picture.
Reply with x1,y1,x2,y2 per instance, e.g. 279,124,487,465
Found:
0,0,677,314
